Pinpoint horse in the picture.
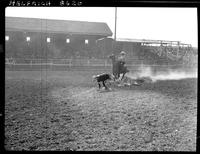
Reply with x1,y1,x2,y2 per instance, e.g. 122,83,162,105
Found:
108,54,129,81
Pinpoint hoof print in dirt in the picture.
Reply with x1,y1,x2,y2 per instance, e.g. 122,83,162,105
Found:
99,88,112,93
143,132,153,143
65,147,75,151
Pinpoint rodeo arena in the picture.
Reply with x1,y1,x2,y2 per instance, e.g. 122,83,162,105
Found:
5,16,198,151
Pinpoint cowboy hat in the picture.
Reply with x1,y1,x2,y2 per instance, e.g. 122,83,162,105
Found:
120,51,126,55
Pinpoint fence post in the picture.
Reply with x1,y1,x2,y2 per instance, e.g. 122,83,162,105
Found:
87,59,90,66
51,59,53,70
69,59,72,68
30,60,32,68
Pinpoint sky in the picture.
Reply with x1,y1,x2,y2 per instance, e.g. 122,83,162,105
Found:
5,7,198,47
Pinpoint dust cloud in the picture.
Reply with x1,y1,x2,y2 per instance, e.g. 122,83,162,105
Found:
127,64,198,82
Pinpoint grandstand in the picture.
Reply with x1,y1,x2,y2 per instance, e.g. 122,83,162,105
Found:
5,17,197,71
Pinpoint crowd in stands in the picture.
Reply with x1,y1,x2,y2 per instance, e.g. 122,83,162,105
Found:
6,42,196,67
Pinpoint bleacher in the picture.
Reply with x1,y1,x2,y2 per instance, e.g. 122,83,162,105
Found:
5,39,197,71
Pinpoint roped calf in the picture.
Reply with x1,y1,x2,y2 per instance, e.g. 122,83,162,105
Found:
92,73,114,90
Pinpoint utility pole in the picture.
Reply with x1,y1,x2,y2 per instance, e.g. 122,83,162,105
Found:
114,7,117,41
112,7,117,54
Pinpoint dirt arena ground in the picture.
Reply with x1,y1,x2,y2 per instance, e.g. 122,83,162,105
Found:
5,70,197,151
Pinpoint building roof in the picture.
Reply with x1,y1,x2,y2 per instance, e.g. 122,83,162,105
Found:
5,17,113,37
116,38,191,47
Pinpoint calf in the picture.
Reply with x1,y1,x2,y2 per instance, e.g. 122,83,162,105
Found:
92,73,114,90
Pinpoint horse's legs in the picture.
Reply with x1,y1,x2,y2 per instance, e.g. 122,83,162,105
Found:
120,67,129,81
113,73,118,81
117,73,120,79
113,72,120,80
121,73,126,81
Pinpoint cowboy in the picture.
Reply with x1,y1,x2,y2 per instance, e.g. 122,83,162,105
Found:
118,51,126,63
117,51,129,80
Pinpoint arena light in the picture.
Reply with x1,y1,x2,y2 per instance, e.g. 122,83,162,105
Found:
66,38,70,43
26,36,30,42
47,37,51,43
5,36,9,41
85,39,88,44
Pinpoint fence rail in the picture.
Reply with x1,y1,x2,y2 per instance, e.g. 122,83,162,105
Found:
5,58,197,68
